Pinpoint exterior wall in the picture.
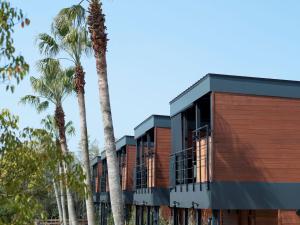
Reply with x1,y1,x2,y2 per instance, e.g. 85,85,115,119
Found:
279,210,300,225
96,161,102,193
221,210,277,225
155,127,171,188
213,92,300,182
125,145,136,191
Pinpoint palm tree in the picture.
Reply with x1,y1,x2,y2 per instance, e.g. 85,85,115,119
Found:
36,6,96,225
87,1,124,224
41,115,76,225
20,59,78,225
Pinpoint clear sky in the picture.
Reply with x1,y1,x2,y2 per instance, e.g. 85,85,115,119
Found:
2,0,300,156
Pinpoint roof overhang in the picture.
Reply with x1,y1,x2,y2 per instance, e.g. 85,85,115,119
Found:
134,115,171,139
116,135,135,151
170,73,300,117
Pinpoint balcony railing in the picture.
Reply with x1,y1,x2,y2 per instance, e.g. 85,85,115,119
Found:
135,148,155,190
171,124,211,190
100,176,107,192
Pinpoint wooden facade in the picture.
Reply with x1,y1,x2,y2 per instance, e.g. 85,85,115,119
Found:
91,156,102,204
151,127,171,188
213,92,300,182
134,115,171,225
169,74,300,225
135,126,171,190
91,74,300,224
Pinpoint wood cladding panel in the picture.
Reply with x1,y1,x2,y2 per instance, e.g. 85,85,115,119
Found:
95,161,102,193
279,210,300,225
155,127,171,188
125,145,136,191
196,137,212,183
255,210,278,225
213,93,300,182
221,210,277,225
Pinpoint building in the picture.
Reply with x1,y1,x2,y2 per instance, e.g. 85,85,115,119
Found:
99,151,109,225
97,136,136,224
91,156,102,208
133,115,172,225
169,73,300,225
115,135,136,222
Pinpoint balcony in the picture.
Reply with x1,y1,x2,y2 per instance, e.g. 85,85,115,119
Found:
170,125,211,208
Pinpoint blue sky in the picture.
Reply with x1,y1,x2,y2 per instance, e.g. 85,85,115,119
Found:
2,0,300,156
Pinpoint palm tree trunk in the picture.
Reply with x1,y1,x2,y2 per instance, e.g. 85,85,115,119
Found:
59,164,68,225
53,178,63,225
74,65,96,225
55,104,78,225
88,1,124,224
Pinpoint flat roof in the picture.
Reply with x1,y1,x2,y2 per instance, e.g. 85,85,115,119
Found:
116,135,135,150
134,115,171,139
90,156,101,166
170,73,300,116
101,151,106,160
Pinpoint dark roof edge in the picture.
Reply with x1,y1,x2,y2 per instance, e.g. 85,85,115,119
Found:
169,73,300,104
134,114,170,131
116,135,135,150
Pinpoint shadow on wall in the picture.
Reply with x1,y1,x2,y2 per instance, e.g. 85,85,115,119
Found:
212,111,284,209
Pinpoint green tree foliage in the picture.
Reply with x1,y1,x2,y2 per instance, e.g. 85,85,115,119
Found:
0,1,30,92
0,109,85,225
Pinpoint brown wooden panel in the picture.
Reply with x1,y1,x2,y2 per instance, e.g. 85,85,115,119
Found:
196,137,212,183
155,127,171,188
213,92,300,182
255,210,278,225
125,145,136,191
279,210,300,225
221,210,277,225
96,161,102,193
222,210,240,225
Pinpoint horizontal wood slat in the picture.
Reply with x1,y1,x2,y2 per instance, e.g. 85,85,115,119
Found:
214,92,300,182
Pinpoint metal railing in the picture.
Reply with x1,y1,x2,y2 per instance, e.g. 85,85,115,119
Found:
135,148,155,190
100,176,107,192
171,124,211,190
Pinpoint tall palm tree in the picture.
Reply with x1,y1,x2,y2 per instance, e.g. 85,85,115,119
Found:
41,115,76,225
36,6,96,225
20,59,78,225
87,1,124,224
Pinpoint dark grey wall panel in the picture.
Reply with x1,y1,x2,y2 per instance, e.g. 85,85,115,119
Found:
133,188,169,206
169,183,211,209
171,113,182,154
212,181,300,210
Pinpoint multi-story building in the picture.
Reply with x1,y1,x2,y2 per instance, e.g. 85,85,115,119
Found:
133,115,172,225
169,73,300,225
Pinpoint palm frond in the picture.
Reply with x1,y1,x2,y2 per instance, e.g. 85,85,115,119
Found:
19,95,41,107
37,33,60,57
65,121,75,136
57,4,86,28
36,101,49,113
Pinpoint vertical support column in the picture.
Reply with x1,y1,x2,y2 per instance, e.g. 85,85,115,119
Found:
173,207,178,225
153,206,159,225
124,204,128,224
135,205,139,225
196,209,202,225
184,208,189,225
146,206,151,225
100,203,103,225
140,206,144,225
212,210,220,225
